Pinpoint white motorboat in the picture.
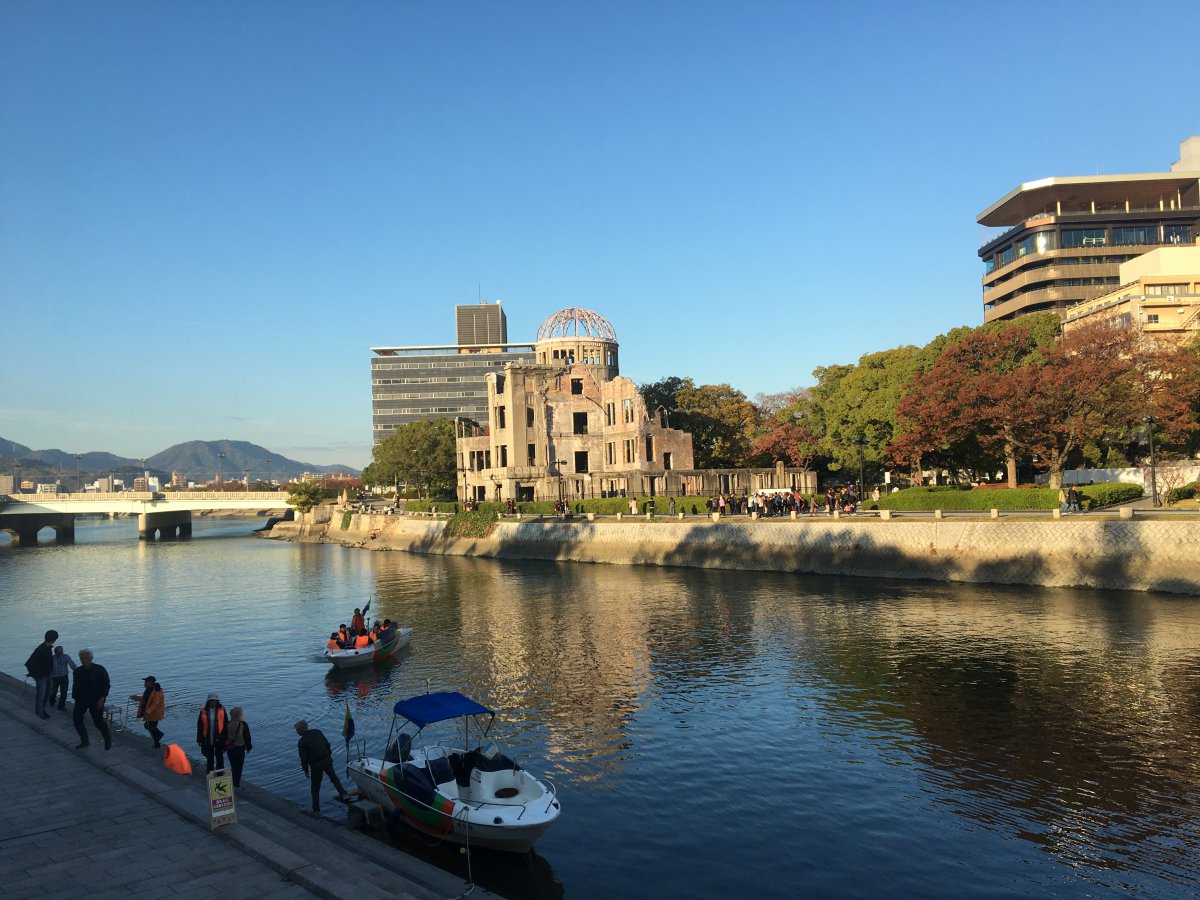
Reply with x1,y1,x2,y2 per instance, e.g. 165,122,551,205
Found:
347,691,561,853
323,627,412,669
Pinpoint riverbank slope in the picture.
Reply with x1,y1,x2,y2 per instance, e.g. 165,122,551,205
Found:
268,510,1200,595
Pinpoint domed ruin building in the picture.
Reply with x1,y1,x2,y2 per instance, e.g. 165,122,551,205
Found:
456,307,696,503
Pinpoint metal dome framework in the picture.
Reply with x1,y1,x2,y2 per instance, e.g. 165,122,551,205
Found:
536,307,617,341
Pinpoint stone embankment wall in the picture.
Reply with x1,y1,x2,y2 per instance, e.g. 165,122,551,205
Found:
268,511,1200,595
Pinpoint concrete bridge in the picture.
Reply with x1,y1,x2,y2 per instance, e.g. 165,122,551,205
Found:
0,492,293,545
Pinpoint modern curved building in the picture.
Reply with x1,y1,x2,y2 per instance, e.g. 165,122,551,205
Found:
978,137,1200,322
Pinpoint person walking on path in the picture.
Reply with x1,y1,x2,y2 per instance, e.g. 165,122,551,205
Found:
72,649,112,750
50,645,76,711
295,720,347,814
226,707,253,788
197,693,228,772
24,629,57,719
130,676,165,748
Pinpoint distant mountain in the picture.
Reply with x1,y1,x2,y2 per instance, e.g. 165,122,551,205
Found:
0,435,357,485
149,440,357,482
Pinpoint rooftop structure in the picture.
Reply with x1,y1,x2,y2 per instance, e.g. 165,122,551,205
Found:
455,301,508,345
978,137,1200,322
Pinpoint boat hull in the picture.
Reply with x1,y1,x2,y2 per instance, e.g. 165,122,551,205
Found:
348,757,559,853
324,628,412,669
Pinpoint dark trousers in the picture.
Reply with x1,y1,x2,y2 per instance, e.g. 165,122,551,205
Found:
228,746,246,787
143,719,163,748
33,676,52,715
74,700,111,746
308,758,346,812
50,676,69,709
202,744,225,772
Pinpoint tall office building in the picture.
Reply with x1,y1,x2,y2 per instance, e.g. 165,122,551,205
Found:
978,136,1200,322
371,303,535,444
455,301,508,345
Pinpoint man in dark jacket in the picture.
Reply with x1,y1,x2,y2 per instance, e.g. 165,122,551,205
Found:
295,720,347,814
72,649,112,750
24,629,58,719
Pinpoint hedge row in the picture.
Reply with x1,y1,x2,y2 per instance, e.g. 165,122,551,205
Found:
872,483,1142,511
415,497,717,517
1168,482,1200,503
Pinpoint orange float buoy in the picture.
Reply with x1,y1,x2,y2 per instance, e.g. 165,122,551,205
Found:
163,743,193,775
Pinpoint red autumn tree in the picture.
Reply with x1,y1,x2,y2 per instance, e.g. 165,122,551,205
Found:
892,320,1054,486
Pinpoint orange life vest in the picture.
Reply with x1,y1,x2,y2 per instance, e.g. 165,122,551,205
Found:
327,638,341,650
200,705,226,739
354,633,371,649
351,613,365,632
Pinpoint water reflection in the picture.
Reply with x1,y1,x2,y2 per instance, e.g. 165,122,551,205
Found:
2,523,1198,897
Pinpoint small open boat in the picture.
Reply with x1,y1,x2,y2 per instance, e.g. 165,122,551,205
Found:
347,691,561,853
323,627,412,669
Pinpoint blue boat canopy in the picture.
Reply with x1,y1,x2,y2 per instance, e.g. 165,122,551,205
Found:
393,691,494,727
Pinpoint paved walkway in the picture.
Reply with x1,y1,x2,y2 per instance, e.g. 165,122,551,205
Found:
0,674,481,900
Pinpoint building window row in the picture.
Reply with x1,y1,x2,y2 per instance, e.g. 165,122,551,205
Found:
374,405,484,416
984,223,1191,272
372,359,514,371
373,391,485,401
373,376,471,385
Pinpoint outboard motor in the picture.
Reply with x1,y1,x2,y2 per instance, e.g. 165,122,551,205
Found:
384,733,412,764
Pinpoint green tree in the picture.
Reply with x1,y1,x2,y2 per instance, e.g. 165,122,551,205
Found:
363,418,456,499
675,380,759,468
286,481,323,513
640,377,760,468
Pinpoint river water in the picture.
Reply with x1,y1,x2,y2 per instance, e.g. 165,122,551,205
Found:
2,519,1198,898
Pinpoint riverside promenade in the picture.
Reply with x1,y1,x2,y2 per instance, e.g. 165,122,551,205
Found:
0,674,478,900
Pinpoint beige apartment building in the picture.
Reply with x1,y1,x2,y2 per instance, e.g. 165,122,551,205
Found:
457,308,695,503
978,137,1200,322
1062,243,1200,344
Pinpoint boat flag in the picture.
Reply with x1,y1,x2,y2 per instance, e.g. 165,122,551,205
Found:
343,701,355,748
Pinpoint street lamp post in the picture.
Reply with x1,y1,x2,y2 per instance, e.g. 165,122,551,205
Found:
1144,415,1159,507
217,452,226,490
243,469,250,491
140,458,147,492
555,459,567,508
74,454,82,492
853,436,866,503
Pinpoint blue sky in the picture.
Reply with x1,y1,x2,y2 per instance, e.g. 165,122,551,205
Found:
2,2,1196,468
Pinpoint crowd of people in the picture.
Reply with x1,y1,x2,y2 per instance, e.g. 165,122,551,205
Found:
24,630,253,787
23,618,378,817
325,607,400,651
701,487,862,517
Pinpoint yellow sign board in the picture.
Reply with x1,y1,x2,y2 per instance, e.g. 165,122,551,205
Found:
207,768,237,830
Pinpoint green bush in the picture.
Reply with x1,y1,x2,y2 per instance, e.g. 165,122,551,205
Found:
340,510,353,530
874,483,1141,511
1167,482,1200,503
444,509,500,538
1080,483,1142,507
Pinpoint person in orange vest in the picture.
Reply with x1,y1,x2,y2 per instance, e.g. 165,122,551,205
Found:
350,608,365,633
337,624,350,646
327,633,343,651
353,628,373,649
130,675,166,749
196,693,228,772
